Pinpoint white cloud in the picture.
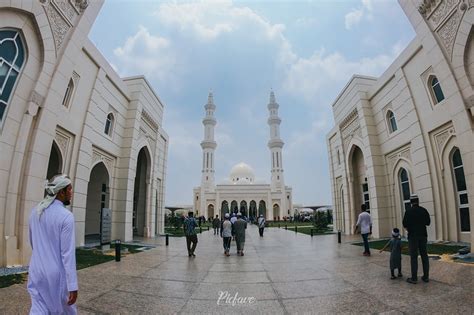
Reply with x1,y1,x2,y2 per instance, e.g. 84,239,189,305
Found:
344,0,374,30
283,47,399,103
113,26,178,84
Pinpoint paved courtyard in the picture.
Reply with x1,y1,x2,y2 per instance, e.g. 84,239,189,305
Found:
0,225,472,314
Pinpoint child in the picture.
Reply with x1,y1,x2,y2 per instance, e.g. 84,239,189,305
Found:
379,228,403,279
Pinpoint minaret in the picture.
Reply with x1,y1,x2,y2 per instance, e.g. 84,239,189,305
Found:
200,92,217,189
267,91,285,190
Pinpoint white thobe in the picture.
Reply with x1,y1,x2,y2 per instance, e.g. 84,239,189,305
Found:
356,211,372,234
28,200,78,315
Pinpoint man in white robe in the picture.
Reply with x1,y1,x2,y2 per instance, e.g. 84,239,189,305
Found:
28,174,78,314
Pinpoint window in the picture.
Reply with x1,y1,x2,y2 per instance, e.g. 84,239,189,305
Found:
62,79,74,108
0,30,26,123
104,113,114,136
399,168,411,212
452,149,470,232
362,179,370,209
387,110,398,133
337,150,340,165
430,76,445,104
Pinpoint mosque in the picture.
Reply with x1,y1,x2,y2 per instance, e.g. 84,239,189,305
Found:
193,92,293,221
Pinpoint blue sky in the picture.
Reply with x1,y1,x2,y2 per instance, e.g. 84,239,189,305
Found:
89,0,415,206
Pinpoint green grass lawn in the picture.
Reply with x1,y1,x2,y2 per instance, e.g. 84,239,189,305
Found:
266,221,317,227
284,226,335,236
353,239,465,255
0,244,146,288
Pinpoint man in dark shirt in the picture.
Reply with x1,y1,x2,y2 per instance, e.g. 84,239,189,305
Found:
403,194,431,284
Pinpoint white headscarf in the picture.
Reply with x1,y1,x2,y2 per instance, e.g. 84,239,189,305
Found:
37,174,72,216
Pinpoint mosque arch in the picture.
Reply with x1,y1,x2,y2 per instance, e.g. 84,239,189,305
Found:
258,200,266,218
249,200,257,220
273,203,280,220
231,200,238,214
46,140,63,180
347,144,367,232
240,200,248,217
133,146,152,237
221,200,229,218
207,204,214,219
85,162,110,245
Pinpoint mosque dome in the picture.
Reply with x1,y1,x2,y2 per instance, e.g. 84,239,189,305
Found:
229,162,255,184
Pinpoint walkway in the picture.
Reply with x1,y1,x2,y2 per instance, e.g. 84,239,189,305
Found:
0,226,472,314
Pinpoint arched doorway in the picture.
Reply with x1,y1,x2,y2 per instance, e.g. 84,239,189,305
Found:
249,200,257,220
133,147,150,237
258,200,266,218
207,204,214,220
240,201,248,217
46,141,63,180
85,162,110,245
231,200,238,214
350,145,367,226
273,204,280,220
221,200,229,218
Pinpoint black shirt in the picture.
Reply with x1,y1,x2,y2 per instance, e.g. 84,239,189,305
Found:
402,205,430,239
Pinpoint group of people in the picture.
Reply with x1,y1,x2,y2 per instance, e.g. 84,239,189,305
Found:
26,173,436,314
354,193,431,284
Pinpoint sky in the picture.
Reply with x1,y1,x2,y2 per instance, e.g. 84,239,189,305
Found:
89,0,416,206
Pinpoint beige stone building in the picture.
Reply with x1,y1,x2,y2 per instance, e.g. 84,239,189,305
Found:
0,0,168,267
327,0,473,249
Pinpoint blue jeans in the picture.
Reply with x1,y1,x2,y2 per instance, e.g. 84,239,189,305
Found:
361,233,370,254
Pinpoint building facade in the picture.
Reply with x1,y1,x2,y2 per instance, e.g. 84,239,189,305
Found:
0,0,168,267
194,92,293,220
327,0,473,249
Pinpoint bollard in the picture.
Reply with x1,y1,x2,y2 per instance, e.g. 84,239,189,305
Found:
278,224,280,228
295,225,298,233
207,226,210,231
311,228,313,237
166,234,169,246
285,225,287,230
200,226,202,234
115,239,121,262
338,230,341,244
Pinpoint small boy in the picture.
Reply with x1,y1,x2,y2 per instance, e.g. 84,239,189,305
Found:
379,228,403,279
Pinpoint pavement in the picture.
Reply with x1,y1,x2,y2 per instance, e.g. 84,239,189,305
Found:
0,225,472,314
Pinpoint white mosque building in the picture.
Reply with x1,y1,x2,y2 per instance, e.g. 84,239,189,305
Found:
193,92,293,221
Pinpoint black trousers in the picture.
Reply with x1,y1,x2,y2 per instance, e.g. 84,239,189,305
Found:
408,236,429,279
186,235,198,255
259,227,264,236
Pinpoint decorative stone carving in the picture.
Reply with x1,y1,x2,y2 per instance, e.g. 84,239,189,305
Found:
45,4,71,51
339,109,361,152
141,110,159,132
29,91,44,106
54,0,77,21
437,9,461,58
386,145,411,175
55,131,69,156
429,0,458,26
75,0,89,12
434,125,456,154
92,147,115,173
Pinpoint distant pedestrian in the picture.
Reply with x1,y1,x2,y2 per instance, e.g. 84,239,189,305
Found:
233,213,247,256
28,174,78,314
213,215,220,235
221,213,232,256
379,228,403,279
257,214,266,237
403,194,430,284
184,211,198,257
354,204,372,256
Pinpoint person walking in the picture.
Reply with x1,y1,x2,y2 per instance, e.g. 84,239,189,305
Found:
233,213,247,256
257,214,266,237
184,211,198,257
212,215,220,235
403,194,431,284
354,204,372,256
27,174,78,314
379,228,403,279
221,213,232,256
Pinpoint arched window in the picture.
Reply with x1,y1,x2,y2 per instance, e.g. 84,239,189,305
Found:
62,78,74,108
387,110,398,133
362,178,370,209
399,168,411,212
430,76,445,104
0,30,26,123
451,149,470,232
104,113,114,136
